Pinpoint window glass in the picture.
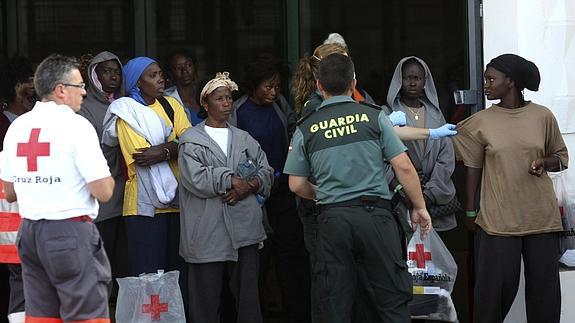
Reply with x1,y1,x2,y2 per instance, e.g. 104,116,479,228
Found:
154,0,285,89
24,0,134,62
299,0,468,122
0,0,4,64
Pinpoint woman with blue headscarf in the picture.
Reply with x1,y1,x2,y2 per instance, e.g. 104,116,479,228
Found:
102,57,191,281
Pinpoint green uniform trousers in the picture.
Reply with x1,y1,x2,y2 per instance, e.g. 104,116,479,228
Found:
297,199,381,323
314,204,412,323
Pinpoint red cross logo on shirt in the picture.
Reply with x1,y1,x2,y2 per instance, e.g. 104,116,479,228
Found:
142,294,169,321
17,128,50,172
409,243,432,268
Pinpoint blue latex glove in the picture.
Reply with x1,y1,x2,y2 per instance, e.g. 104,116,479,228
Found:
388,111,407,126
429,123,457,139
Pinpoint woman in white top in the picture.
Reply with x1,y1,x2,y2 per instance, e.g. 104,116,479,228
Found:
178,72,274,323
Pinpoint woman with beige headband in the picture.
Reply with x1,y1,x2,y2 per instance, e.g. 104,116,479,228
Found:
178,72,274,323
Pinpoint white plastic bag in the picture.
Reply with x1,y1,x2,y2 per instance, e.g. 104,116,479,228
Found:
116,270,185,323
406,227,458,322
559,249,575,267
550,170,575,253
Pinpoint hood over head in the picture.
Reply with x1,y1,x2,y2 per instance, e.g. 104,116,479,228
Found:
387,56,440,112
86,51,125,101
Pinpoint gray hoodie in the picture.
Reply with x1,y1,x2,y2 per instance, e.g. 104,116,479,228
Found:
78,51,126,223
178,122,273,263
386,56,457,231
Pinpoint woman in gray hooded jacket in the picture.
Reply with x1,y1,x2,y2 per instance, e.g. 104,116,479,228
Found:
386,56,458,231
178,72,273,323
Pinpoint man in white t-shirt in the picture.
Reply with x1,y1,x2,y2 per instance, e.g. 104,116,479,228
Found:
0,54,115,322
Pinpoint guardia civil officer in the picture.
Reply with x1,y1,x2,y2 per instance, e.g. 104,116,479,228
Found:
284,53,431,323
1,54,114,322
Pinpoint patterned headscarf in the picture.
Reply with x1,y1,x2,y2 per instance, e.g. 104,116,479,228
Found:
123,56,156,105
199,72,238,106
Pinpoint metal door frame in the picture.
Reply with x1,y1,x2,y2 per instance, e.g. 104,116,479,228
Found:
467,0,485,113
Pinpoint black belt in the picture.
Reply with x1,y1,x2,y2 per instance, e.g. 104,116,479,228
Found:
319,196,392,212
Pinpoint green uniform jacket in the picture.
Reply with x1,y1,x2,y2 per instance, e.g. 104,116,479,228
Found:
284,95,406,204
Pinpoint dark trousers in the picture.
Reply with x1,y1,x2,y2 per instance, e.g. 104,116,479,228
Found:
124,213,188,317
260,192,311,323
0,264,7,322
95,216,128,303
297,198,322,323
6,264,24,315
188,244,262,323
315,205,412,323
474,228,561,323
297,199,381,323
18,218,111,321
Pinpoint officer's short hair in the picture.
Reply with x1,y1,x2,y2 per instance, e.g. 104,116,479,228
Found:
318,53,355,96
34,54,80,98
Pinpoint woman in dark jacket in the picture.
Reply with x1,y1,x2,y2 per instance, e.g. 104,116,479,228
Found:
230,54,311,322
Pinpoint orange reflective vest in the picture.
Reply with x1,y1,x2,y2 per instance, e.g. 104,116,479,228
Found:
352,88,365,103
0,181,21,264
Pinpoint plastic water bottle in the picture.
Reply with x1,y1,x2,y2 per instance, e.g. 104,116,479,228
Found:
256,194,266,205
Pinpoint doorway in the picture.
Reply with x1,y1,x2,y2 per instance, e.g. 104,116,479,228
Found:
297,1,476,322
0,1,481,321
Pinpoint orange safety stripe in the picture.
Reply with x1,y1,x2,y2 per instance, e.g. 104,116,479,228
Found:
0,181,21,264
0,245,20,263
352,88,365,103
25,316,63,323
0,211,21,231
25,316,110,323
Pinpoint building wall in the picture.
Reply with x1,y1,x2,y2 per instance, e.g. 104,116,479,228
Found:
484,2,575,322
484,0,575,175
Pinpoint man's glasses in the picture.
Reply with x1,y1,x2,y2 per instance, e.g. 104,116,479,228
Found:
61,82,86,89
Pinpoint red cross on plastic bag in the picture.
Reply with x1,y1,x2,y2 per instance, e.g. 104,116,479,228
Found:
409,243,432,268
142,294,169,321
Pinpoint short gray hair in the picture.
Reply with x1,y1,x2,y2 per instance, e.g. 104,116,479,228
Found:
34,54,80,98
